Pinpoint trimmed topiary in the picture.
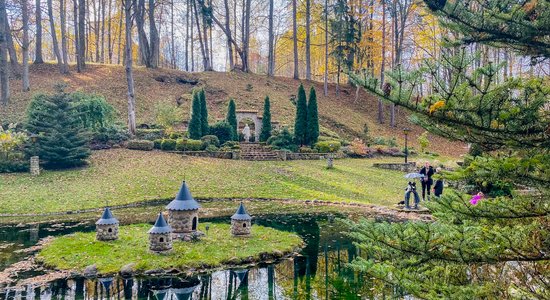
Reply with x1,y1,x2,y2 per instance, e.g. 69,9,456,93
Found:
188,90,202,139
226,99,238,141
306,86,319,145
160,139,177,151
260,96,272,142
199,89,209,137
315,140,341,153
126,140,154,151
201,135,220,149
209,121,234,145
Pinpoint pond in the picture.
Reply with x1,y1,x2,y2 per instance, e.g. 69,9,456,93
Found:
0,208,408,299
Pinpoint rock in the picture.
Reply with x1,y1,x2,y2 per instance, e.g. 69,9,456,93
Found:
120,263,135,277
144,268,165,275
83,264,98,278
272,250,284,258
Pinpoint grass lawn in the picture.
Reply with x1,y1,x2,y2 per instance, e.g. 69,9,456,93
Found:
0,149,423,214
37,223,302,274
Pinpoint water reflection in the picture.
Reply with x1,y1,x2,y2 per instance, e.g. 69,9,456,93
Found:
1,214,404,299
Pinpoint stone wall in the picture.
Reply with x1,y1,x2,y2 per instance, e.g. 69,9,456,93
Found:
231,219,251,236
149,233,172,252
96,224,119,241
168,210,198,233
372,162,417,172
168,151,235,159
276,152,346,161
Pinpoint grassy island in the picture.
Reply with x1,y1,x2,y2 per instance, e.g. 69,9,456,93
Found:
37,223,302,275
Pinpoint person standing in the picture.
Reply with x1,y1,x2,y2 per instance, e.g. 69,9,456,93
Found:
433,167,444,198
419,162,435,201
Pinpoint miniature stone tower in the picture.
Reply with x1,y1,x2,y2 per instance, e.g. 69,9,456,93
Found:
231,202,252,236
166,181,201,240
96,207,119,241
148,212,173,253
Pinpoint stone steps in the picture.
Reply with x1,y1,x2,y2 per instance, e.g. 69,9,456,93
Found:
240,143,281,161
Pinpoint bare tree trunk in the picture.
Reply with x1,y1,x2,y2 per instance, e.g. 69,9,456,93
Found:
185,0,189,71
60,0,70,72
73,0,81,72
0,0,8,105
34,0,44,64
3,14,20,76
190,0,194,72
148,0,159,68
107,0,112,63
305,0,311,80
378,0,385,124
292,0,299,79
93,0,99,62
78,0,86,69
116,0,122,64
170,0,175,68
224,0,234,71
201,4,211,71
242,0,250,72
267,0,274,76
47,0,67,73
323,0,328,95
100,0,105,63
21,0,30,91
124,0,136,136
192,0,207,71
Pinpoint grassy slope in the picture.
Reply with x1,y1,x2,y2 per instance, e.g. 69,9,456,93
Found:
37,223,302,274
0,149,422,214
0,63,465,157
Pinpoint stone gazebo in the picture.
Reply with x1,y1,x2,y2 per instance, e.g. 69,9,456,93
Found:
148,212,173,253
166,181,202,240
231,202,252,236
96,207,119,241
236,110,280,142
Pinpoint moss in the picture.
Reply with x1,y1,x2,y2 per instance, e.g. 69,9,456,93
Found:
37,223,302,275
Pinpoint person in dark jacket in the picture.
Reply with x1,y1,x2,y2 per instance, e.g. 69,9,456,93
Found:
404,181,420,209
419,162,435,201
433,168,444,198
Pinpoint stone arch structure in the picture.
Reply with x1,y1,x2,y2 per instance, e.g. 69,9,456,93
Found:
236,110,262,142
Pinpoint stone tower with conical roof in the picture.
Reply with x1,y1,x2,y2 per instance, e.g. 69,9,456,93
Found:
96,207,119,241
148,212,173,253
166,181,202,240
231,202,252,236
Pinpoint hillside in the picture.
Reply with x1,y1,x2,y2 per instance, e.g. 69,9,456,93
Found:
0,63,466,156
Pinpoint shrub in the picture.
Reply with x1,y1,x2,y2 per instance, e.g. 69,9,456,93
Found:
136,128,164,141
267,127,297,152
226,99,238,141
260,96,272,142
72,92,115,130
154,103,182,129
175,139,202,151
205,144,218,152
188,90,203,139
126,140,154,151
306,86,319,145
161,139,177,151
0,123,28,160
349,138,368,157
373,137,386,145
294,84,308,145
315,140,341,153
209,121,234,145
221,141,240,150
418,131,430,153
0,159,29,173
386,137,398,147
169,132,184,139
92,124,130,144
201,135,220,149
26,90,91,169
153,139,163,149
299,146,316,153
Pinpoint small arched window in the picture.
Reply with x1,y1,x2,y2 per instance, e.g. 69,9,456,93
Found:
243,223,247,228
159,237,164,243
108,228,112,233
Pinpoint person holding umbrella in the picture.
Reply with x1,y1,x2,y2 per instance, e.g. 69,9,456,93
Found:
402,172,423,209
419,162,435,201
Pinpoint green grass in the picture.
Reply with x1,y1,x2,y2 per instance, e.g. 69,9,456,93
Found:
37,223,302,274
0,149,415,214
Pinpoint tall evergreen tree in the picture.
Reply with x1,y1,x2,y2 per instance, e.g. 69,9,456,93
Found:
25,88,91,169
226,99,238,141
260,96,272,142
188,90,202,139
306,87,319,145
347,1,550,298
294,84,308,146
199,89,209,136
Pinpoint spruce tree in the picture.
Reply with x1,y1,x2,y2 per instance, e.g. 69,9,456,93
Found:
199,89,209,136
188,90,202,139
25,89,91,169
259,96,272,142
226,99,238,141
294,84,308,146
346,1,550,298
306,86,319,145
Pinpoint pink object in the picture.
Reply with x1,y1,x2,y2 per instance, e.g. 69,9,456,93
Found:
469,194,482,205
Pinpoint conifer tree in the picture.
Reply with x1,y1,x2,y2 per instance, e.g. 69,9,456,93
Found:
226,99,238,141
294,84,308,146
306,86,319,145
199,89,209,136
25,88,91,169
188,90,202,139
260,96,272,142
346,1,550,298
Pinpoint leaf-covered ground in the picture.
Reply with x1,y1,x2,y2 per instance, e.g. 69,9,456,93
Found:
37,223,302,274
0,149,429,214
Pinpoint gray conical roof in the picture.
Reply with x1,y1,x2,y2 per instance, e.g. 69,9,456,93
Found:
148,213,172,234
231,202,252,220
166,181,201,211
96,207,119,225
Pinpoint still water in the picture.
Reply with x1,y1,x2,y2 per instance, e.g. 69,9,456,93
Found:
0,213,407,299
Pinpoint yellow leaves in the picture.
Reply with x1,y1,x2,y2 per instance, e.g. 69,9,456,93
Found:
428,100,445,114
